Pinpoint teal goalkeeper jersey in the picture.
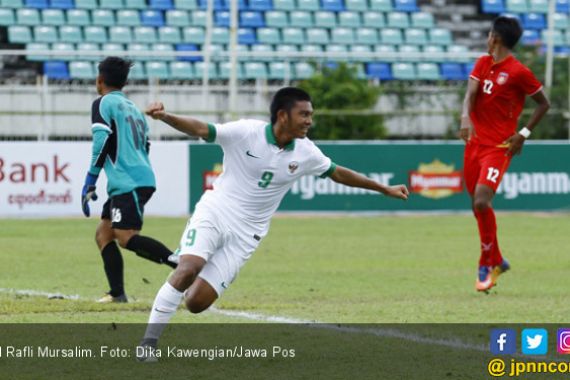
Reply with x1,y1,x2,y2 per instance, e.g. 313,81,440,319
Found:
88,91,156,196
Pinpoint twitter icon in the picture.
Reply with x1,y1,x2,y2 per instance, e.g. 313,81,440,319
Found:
522,329,548,355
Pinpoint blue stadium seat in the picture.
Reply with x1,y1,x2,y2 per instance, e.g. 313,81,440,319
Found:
417,63,440,80
159,26,182,43
135,26,158,43
169,61,194,79
183,26,205,43
26,0,48,8
151,0,174,9
67,10,90,26
198,0,225,10
1,0,24,7
321,0,344,11
167,10,191,26
241,11,265,27
239,28,257,44
392,62,416,80
26,42,50,61
176,43,201,61
522,13,545,30
110,26,133,44
59,26,83,43
482,0,506,13
50,0,73,8
464,62,475,76
394,0,418,12
521,29,540,45
290,11,313,27
84,26,108,43
223,0,247,10
75,0,98,9
215,11,230,26
142,10,165,27
0,9,15,26
175,0,198,10
146,62,170,79
556,0,569,12
34,26,58,43
366,62,392,80
117,10,141,27
44,61,70,79
126,0,148,8
257,28,281,44
69,61,95,79
42,9,65,25
92,10,115,27
294,62,314,79
265,11,288,27
100,0,125,9
273,0,295,9
249,0,273,11
440,62,464,80
17,9,40,25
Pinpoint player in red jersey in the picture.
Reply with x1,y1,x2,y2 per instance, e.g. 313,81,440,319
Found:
459,16,550,292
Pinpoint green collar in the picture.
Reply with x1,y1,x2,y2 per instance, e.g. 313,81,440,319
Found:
265,124,295,151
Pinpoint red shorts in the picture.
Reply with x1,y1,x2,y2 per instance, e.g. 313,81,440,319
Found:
463,141,512,194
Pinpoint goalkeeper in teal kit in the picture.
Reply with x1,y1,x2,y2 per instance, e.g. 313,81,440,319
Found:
81,57,175,303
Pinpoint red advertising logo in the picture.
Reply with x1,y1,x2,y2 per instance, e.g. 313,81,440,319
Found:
409,159,463,199
203,163,223,191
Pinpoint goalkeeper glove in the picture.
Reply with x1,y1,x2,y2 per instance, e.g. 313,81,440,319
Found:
81,172,99,217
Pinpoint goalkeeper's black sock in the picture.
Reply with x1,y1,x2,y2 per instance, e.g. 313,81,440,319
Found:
101,241,124,297
126,235,177,268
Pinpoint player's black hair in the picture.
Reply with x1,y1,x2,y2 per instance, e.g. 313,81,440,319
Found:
491,16,523,50
98,56,133,89
270,87,312,124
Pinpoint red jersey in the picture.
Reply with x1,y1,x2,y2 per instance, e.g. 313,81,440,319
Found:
469,54,542,146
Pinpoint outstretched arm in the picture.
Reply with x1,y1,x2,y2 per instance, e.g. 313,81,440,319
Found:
329,165,409,200
459,78,479,143
146,102,210,140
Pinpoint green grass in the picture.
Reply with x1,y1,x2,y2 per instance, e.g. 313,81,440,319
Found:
1,214,570,323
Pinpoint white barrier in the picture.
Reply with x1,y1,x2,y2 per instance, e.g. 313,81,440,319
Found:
0,142,189,217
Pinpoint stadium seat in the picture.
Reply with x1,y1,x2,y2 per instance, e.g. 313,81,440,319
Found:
394,0,418,12
297,0,319,10
69,61,95,79
249,0,273,11
306,28,329,44
392,62,416,80
314,11,336,28
42,9,65,26
326,44,347,56
126,0,148,8
44,61,70,79
269,62,292,79
183,26,206,43
541,30,564,45
265,11,288,27
291,62,311,79
215,11,230,26
355,28,378,45
552,13,568,29
84,26,108,43
110,26,133,44
59,26,83,43
26,42,49,61
257,28,281,44
321,0,344,11
169,61,194,79
370,0,394,12
398,45,421,62
506,0,529,13
1,0,24,7
135,26,158,43
0,9,15,26
67,10,90,26
142,10,165,27
411,12,434,29
282,28,304,44
366,62,392,80
166,10,191,26
339,12,361,28
194,62,218,79
405,29,428,45
430,29,453,45
192,10,208,26
381,28,403,45
50,0,73,9
153,43,175,61
417,63,440,80
345,0,367,11
129,62,146,79
290,11,313,27
423,45,445,62
17,9,41,26
145,61,170,79
521,29,540,45
332,28,355,44
556,0,569,12
34,26,58,43
211,27,230,43
363,12,384,28
151,0,174,9
100,0,125,9
102,42,125,52
159,26,182,43
350,44,372,62
244,62,268,79
440,62,464,80
374,44,397,62
175,0,198,9
128,43,151,61
223,0,248,10
117,10,141,27
92,10,115,27
26,0,48,8
239,28,257,44
301,44,323,54
276,44,299,54
75,0,97,8
251,44,274,61
388,12,409,29
175,43,200,61
482,0,506,13
77,43,100,61
240,11,264,27
529,0,549,13
218,62,245,80
522,13,545,30
273,0,295,10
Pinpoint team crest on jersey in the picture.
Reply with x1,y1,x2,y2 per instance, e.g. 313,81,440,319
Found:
288,161,299,174
497,72,509,85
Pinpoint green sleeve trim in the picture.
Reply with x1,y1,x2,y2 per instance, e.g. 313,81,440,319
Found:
320,162,337,178
204,123,216,143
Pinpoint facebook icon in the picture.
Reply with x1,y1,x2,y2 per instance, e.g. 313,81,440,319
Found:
490,329,516,355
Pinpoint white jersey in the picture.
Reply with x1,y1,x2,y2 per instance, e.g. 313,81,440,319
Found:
196,119,335,238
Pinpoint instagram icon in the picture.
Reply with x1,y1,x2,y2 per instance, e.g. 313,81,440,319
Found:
558,329,570,354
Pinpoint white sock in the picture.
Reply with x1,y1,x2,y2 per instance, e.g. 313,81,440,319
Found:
143,282,183,342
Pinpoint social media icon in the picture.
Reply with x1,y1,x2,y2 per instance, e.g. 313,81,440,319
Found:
490,329,516,355
557,328,570,354
522,329,548,355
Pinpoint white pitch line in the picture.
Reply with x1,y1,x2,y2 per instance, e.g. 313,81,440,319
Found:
0,288,80,300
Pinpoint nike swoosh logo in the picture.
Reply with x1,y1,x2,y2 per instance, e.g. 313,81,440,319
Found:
246,150,260,158
221,282,227,289
154,308,168,313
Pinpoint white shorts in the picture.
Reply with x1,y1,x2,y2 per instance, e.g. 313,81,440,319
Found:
174,205,260,296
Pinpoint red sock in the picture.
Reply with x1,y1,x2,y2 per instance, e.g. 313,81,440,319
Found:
474,207,503,267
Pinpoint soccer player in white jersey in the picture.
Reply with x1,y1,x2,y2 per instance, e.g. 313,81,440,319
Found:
137,87,409,358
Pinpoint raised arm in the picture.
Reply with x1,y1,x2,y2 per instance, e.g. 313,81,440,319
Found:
146,102,210,140
459,78,479,143
329,165,409,200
